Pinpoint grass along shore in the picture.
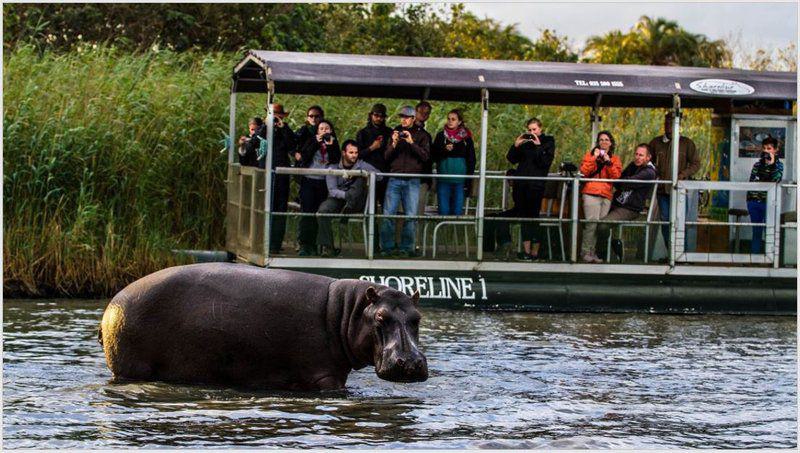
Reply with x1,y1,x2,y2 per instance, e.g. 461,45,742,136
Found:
3,45,715,297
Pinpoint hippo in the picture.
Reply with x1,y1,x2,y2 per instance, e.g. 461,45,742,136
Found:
98,263,428,391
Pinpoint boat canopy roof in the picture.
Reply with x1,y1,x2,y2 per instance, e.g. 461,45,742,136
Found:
233,50,797,109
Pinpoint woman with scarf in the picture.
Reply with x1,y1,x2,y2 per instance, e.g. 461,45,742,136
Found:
432,109,476,216
297,119,341,256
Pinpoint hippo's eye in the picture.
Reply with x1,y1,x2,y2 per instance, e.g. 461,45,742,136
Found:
375,312,386,324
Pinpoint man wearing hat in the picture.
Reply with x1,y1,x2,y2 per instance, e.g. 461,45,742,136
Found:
649,111,701,257
380,105,431,257
257,103,296,254
356,104,393,252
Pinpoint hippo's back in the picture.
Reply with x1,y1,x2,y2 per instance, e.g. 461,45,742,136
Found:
100,263,338,386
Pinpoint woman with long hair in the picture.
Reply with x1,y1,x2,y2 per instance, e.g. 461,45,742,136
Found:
579,130,622,263
297,119,340,256
432,109,476,216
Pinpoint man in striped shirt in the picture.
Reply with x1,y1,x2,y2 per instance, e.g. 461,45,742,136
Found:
747,136,783,254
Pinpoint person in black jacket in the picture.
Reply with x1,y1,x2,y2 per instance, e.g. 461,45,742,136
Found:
356,103,392,253
356,103,392,199
297,119,340,256
432,109,475,215
484,117,555,261
254,104,295,254
294,105,324,163
597,143,658,261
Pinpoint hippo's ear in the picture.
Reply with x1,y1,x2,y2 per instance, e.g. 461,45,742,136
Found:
411,290,420,306
365,286,379,305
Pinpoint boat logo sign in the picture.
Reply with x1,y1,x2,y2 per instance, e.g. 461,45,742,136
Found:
689,79,755,96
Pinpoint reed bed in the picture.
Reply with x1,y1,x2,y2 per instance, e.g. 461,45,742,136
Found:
4,45,713,296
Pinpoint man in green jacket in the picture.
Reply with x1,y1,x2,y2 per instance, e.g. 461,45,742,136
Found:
649,111,701,256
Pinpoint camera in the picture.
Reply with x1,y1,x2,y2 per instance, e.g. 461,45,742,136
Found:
322,133,333,142
522,133,535,140
560,161,578,176
399,131,410,139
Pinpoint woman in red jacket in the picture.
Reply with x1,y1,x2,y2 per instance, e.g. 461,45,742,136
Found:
579,131,622,263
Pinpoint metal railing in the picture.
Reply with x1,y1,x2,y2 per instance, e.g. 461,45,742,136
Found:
225,163,795,268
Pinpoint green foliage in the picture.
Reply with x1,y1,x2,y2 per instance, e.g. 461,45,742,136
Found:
583,16,732,67
526,29,579,63
3,3,537,60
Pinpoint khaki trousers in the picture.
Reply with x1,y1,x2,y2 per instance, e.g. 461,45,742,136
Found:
581,194,611,254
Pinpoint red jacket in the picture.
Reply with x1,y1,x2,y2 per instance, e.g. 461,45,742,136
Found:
580,151,622,199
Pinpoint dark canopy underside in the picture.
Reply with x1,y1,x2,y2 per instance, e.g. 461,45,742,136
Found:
233,50,796,109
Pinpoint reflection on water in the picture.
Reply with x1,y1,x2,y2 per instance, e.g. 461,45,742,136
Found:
3,299,797,448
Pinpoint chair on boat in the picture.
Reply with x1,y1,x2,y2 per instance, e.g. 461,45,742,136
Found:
336,178,373,257
604,187,659,263
423,197,476,259
511,179,567,261
537,180,569,261
422,180,478,258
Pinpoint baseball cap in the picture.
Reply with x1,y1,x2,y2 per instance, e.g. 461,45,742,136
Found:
398,106,416,117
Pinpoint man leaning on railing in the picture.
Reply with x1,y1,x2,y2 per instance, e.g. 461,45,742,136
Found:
597,143,657,262
316,140,380,257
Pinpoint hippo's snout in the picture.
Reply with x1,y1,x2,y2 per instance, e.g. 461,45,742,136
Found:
377,349,428,383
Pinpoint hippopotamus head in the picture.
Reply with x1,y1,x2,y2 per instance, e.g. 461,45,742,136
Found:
363,286,428,383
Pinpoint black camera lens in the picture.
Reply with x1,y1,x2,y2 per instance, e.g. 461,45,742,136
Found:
322,133,332,141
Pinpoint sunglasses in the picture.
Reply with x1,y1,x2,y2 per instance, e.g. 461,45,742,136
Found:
307,114,321,118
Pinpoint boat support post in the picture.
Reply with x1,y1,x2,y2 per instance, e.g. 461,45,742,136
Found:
263,73,275,265
476,88,489,261
367,171,376,260
570,176,580,262
590,94,602,144
228,88,236,164
669,94,681,268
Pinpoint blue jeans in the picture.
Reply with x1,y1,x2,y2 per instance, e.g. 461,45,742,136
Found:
747,200,767,254
657,192,698,250
437,181,465,216
381,177,420,252
657,194,671,248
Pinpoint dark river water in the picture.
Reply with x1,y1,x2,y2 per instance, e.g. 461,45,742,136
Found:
3,299,797,448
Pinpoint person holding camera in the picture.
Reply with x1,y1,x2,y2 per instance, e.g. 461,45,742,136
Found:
432,109,475,216
237,117,263,167
297,119,341,256
254,104,296,254
316,140,381,257
488,118,555,261
579,131,622,263
380,105,431,257
747,136,783,254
